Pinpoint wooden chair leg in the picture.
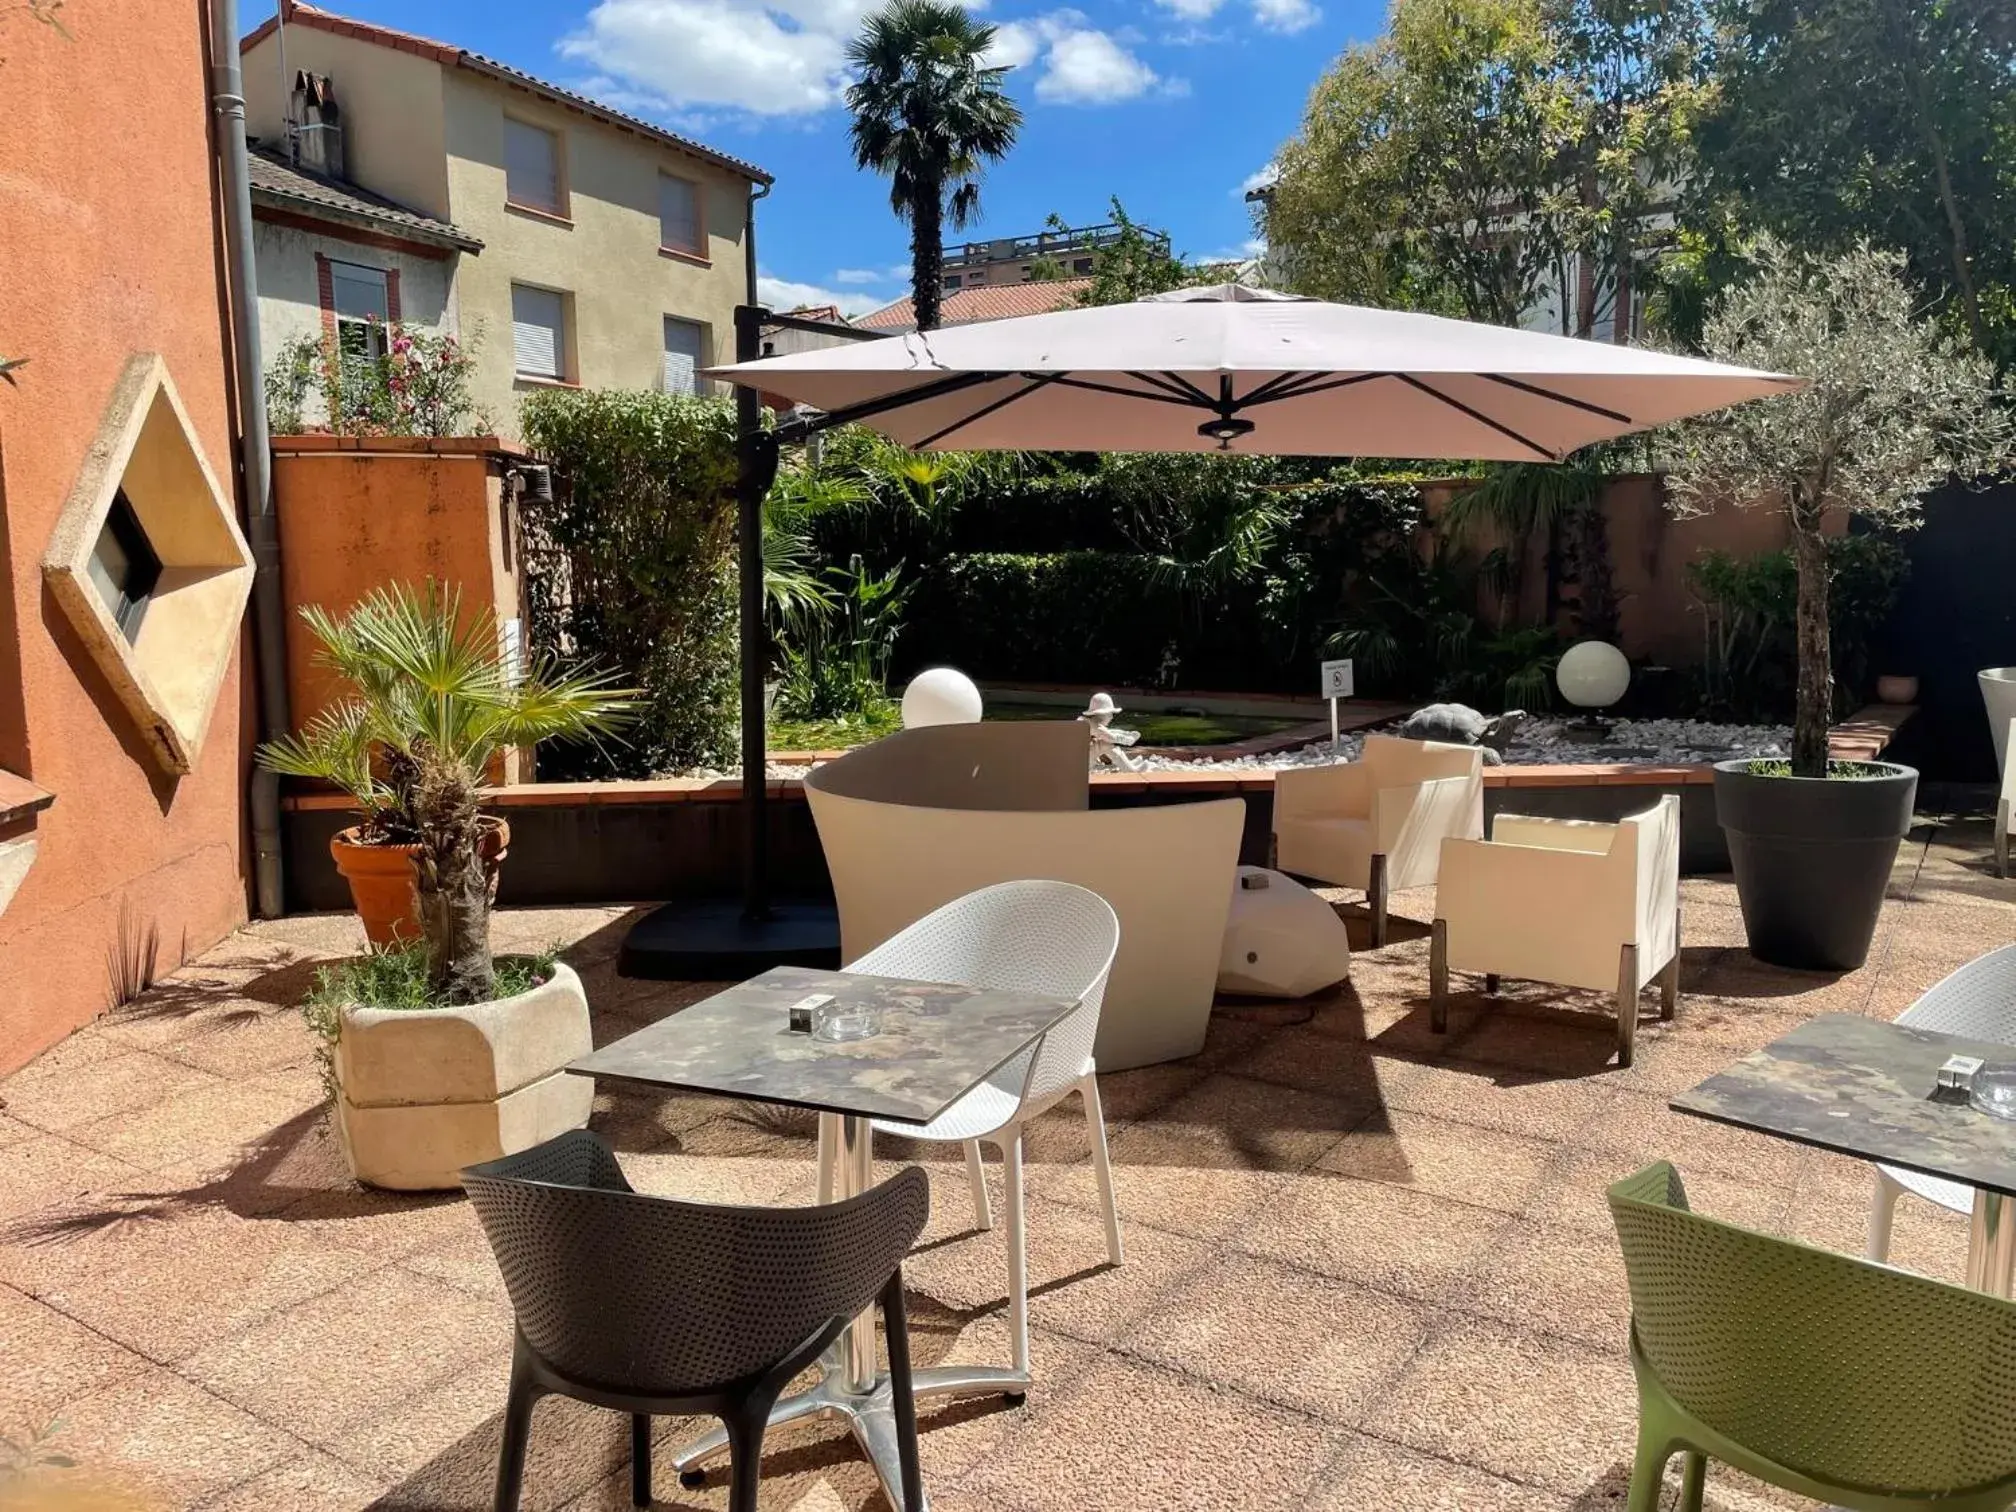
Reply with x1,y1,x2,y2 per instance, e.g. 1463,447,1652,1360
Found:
1616,942,1639,1069
1659,951,1679,1021
881,1272,926,1512
1369,853,1390,947
1429,919,1449,1034
630,1415,651,1507
494,1343,541,1512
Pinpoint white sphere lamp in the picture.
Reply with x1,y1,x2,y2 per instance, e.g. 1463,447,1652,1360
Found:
901,667,984,729
1556,640,1631,711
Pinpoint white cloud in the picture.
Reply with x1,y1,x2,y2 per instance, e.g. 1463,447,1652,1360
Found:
1252,0,1320,33
1152,0,1224,20
560,0,1007,117
986,12,1174,105
559,0,876,116
983,19,1043,69
758,272,891,317
832,268,890,286
1238,162,1279,197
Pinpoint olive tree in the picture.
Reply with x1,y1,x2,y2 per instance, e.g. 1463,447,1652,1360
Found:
1666,238,2012,776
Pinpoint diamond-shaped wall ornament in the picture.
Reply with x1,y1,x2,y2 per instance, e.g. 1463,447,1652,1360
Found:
42,354,255,774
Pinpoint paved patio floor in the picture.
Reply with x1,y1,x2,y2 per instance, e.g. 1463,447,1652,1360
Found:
2,800,2008,1511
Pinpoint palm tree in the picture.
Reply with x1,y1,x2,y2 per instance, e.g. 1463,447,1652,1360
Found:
845,0,1022,332
259,582,636,1004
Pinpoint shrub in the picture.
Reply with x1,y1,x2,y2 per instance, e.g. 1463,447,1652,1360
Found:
1687,535,1910,722
518,389,740,774
264,323,486,437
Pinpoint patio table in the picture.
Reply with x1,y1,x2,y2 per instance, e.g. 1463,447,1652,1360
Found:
568,963,1085,1510
1673,1012,2016,1295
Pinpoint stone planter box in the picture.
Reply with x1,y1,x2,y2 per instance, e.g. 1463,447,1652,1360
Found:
333,960,592,1191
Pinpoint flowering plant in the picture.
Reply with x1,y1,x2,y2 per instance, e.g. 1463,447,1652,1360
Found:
265,320,489,437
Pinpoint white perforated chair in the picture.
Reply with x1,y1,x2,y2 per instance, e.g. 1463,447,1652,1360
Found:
852,880,1122,1378
1868,945,2016,1264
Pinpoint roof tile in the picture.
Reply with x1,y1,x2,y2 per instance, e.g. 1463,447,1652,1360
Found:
857,278,1094,332
247,146,482,251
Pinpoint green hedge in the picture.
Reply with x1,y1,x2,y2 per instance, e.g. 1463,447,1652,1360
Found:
904,551,1291,689
518,389,739,774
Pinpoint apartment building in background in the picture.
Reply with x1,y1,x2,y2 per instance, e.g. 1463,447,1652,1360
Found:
239,2,771,435
940,219,1169,292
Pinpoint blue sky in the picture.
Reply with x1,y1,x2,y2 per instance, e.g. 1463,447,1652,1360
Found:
305,0,1386,315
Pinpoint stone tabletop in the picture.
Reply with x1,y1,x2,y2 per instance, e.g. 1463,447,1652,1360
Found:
568,965,1084,1128
1673,1012,2016,1197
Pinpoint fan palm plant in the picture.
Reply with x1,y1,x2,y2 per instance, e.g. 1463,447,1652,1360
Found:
258,581,636,1004
846,0,1022,332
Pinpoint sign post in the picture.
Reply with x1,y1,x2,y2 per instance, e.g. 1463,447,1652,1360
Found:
1320,658,1354,751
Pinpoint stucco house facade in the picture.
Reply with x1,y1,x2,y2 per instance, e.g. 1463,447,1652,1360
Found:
0,0,258,1073
240,4,771,437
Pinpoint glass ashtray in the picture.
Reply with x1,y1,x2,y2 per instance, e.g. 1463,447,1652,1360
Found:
813,1003,881,1042
1969,1065,2016,1121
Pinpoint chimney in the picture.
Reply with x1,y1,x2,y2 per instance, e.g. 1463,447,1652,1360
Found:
289,70,345,179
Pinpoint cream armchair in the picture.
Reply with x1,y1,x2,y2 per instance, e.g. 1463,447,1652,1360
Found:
1272,734,1484,945
1430,795,1681,1068
1996,717,2016,877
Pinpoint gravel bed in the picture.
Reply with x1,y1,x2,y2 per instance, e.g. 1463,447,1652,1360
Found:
696,718,1792,781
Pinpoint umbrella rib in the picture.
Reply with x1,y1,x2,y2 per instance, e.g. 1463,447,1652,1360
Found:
911,374,1064,449
1236,371,1319,406
1040,375,1209,408
1392,374,1560,461
1241,371,1388,407
804,369,1015,431
1123,370,1204,404
1479,372,1634,425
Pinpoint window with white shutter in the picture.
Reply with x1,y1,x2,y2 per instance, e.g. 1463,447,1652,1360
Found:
663,318,705,394
659,174,702,255
504,118,563,215
512,284,566,379
330,262,389,362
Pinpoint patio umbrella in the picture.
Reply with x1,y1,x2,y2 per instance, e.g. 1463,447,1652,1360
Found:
704,283,1801,462
622,288,1799,979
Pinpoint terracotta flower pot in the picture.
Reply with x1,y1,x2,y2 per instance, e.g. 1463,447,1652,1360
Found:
330,817,511,948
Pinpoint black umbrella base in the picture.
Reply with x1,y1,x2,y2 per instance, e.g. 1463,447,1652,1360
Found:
617,897,841,980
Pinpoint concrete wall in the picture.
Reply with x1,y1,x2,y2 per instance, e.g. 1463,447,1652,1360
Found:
439,70,750,436
1421,473,1835,668
252,219,459,428
0,2,252,1073
242,23,451,221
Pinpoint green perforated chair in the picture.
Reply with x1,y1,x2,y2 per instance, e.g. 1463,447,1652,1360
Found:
1609,1162,2016,1512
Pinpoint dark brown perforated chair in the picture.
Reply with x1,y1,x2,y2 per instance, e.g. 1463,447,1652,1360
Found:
463,1130,929,1512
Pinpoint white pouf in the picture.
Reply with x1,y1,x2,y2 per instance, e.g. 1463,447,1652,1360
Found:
1217,865,1352,998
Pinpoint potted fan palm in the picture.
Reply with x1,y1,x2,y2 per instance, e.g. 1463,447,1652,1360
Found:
1667,239,2012,970
258,580,637,1188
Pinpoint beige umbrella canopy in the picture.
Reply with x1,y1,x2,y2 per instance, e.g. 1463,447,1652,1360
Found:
709,284,1801,461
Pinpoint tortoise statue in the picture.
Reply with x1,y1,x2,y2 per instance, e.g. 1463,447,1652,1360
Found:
1395,703,1527,765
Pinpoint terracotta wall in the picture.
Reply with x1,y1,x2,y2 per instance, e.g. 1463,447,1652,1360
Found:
0,2,253,1073
270,437,529,779
1420,473,1839,666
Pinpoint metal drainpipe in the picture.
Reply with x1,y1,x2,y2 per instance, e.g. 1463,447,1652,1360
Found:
211,0,292,918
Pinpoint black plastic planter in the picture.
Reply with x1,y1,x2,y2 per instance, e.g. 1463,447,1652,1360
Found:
1713,758,1918,971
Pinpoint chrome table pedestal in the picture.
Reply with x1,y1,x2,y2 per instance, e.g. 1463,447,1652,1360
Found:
669,1113,1029,1509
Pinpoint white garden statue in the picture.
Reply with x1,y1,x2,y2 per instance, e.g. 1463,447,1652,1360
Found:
1079,692,1142,771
